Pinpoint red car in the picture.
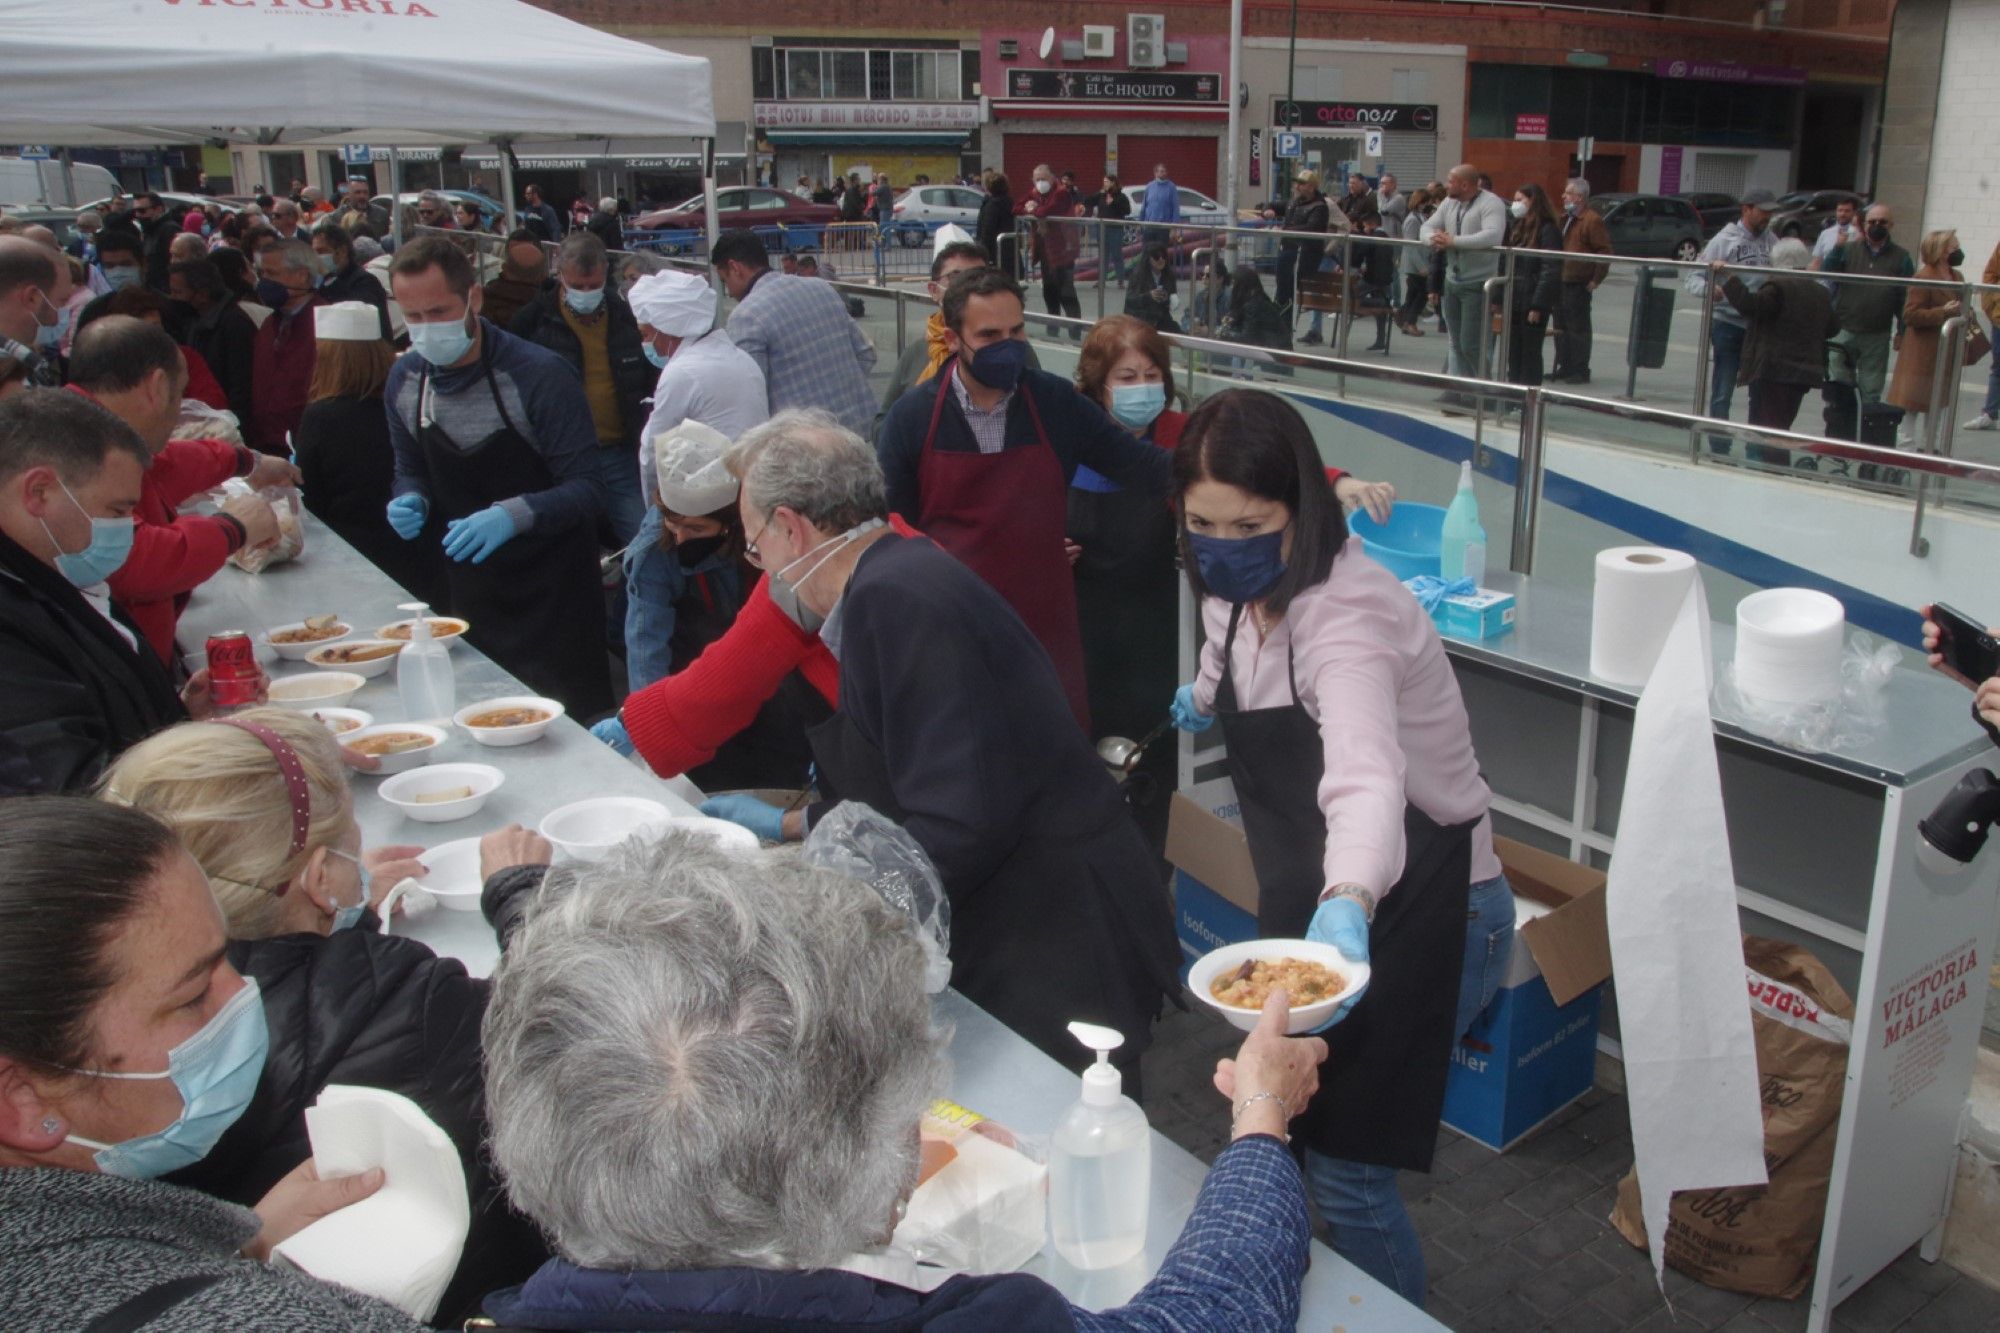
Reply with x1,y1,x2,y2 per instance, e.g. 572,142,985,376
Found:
633,186,840,233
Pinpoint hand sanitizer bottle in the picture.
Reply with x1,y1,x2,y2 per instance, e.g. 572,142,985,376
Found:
395,601,456,724
1439,459,1484,584
1048,1021,1150,1269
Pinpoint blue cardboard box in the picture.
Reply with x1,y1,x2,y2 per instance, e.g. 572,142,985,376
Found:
1441,837,1612,1152
1165,788,1261,979
1433,588,1517,641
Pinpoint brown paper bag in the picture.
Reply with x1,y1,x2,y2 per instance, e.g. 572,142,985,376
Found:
1611,936,1855,1298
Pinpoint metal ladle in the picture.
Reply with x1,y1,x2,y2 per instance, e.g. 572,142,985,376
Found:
1097,716,1174,775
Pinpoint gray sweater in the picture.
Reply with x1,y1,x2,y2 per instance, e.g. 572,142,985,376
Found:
0,1167,427,1332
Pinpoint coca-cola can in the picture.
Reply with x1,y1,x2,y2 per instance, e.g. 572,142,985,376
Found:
205,631,264,709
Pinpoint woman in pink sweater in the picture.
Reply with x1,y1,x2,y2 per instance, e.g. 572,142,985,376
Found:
1166,388,1510,1310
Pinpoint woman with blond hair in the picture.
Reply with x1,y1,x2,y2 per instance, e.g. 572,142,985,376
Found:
293,301,444,602
98,707,553,1325
1888,228,1970,454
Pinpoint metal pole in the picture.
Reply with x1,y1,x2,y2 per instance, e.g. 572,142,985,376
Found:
1476,275,1505,446
388,148,403,249
1223,0,1244,258
1095,217,1106,319
1334,232,1354,399
1496,246,1516,399
1689,267,1716,461
1510,386,1546,575
498,145,519,234
895,283,909,360
701,137,722,282
57,147,77,208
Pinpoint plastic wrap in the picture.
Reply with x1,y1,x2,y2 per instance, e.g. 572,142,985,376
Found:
893,1099,1047,1274
1714,630,1900,753
223,479,305,574
171,398,245,447
800,802,951,993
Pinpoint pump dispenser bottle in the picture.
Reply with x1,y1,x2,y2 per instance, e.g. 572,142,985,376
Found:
395,601,456,724
1439,459,1488,585
1048,1021,1150,1269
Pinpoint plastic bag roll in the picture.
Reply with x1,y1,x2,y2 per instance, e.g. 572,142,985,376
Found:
1590,547,1700,686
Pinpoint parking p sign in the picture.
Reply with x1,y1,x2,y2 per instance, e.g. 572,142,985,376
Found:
1275,130,1302,159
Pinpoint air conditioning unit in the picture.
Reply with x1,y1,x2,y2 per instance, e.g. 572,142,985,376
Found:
1061,40,1086,62
1164,41,1188,64
1082,25,1116,59
998,38,1019,59
1127,13,1166,68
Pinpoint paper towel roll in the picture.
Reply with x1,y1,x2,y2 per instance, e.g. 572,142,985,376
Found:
1734,588,1844,706
1590,547,1700,686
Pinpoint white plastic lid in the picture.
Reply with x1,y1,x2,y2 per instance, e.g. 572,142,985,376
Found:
1069,1021,1126,1107
400,601,432,642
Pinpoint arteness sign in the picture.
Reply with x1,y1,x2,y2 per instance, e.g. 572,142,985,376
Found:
1007,69,1220,104
1277,101,1439,132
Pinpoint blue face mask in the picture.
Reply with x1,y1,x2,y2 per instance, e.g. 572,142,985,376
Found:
38,476,135,588
102,264,143,292
1187,527,1289,604
642,340,668,370
63,979,269,1180
326,848,372,932
254,277,295,309
966,337,1029,393
408,311,476,368
35,296,70,349
563,284,606,316
1110,381,1166,432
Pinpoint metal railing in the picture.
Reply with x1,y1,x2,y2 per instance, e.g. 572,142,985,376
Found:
414,225,2000,573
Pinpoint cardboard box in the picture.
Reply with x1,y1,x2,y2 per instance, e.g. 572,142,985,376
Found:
1442,836,1613,1151
1433,588,1517,641
1165,788,1259,976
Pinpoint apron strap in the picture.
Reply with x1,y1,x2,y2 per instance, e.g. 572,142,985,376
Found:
1215,601,1304,712
920,359,955,461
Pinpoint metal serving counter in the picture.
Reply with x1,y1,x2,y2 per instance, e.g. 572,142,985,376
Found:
180,515,1440,1329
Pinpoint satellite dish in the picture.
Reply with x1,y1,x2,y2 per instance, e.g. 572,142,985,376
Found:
1038,27,1056,60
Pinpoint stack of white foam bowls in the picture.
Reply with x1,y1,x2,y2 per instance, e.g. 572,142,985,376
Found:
1734,588,1846,706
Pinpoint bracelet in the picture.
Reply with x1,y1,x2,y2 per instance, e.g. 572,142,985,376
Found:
1329,883,1379,922
1231,1090,1289,1138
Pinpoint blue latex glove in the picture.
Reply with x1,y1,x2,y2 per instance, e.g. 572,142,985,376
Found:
442,504,517,564
700,793,787,843
1402,574,1477,614
386,493,429,541
1169,683,1214,733
1303,895,1373,1032
590,717,634,757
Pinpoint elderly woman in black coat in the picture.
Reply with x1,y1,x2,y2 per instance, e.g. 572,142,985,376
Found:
1720,235,1840,460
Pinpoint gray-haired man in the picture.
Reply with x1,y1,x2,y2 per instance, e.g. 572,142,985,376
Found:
1553,179,1612,384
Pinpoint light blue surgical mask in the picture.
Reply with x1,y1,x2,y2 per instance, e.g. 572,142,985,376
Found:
35,296,70,349
63,979,269,1180
563,284,606,316
1109,381,1166,432
38,476,135,588
326,848,372,933
408,310,476,368
643,338,669,370
102,264,143,292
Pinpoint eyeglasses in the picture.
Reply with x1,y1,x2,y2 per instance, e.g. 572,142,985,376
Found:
743,516,773,569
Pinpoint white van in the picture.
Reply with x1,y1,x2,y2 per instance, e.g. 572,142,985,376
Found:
0,157,121,210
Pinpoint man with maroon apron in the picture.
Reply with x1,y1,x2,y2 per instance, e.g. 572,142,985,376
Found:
875,270,1174,732
383,237,613,719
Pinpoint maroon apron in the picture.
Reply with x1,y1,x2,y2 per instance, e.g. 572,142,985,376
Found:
915,361,1090,731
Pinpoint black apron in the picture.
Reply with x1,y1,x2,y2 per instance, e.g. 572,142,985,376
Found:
415,356,611,718
1214,602,1473,1171
806,707,1177,1074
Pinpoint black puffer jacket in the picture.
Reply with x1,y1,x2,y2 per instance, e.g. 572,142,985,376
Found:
1501,218,1564,319
164,925,549,1329
507,284,653,451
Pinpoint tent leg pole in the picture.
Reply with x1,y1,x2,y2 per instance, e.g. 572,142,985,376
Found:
500,147,518,234
702,137,721,291
388,149,403,249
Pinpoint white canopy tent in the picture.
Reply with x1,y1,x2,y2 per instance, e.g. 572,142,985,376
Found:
0,0,719,241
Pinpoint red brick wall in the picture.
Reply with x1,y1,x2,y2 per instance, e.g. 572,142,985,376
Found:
1465,139,1642,202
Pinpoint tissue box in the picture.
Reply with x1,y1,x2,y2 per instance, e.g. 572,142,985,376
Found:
1433,588,1516,641
1441,838,1611,1152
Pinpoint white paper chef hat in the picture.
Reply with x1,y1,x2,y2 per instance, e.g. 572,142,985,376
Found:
933,223,974,257
627,269,716,340
314,301,380,342
655,419,739,516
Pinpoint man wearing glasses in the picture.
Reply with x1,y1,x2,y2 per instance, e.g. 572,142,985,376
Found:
129,193,178,293
415,190,456,231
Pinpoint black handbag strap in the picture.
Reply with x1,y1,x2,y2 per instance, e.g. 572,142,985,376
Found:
83,1272,226,1333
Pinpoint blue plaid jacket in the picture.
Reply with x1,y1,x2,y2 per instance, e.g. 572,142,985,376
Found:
726,271,878,438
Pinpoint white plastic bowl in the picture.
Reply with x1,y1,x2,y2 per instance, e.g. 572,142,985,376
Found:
455,695,564,747
658,814,762,854
309,707,374,737
1188,939,1371,1036
375,616,469,651
343,723,449,775
405,836,484,912
304,639,402,679
379,763,504,824
268,671,366,711
539,796,673,861
267,620,351,660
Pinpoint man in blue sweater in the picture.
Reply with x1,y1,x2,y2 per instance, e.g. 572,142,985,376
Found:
1139,163,1181,229
382,236,612,717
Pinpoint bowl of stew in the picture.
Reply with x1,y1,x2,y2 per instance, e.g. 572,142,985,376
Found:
304,639,402,678
454,696,564,747
343,722,449,774
1188,939,1369,1035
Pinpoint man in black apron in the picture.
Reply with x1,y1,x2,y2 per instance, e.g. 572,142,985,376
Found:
383,237,612,718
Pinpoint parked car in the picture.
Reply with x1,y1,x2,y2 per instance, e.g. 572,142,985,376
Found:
1766,189,1866,241
82,190,243,219
633,187,839,235
1675,192,1739,239
888,184,984,246
0,207,82,249
1593,193,1705,261
1121,184,1231,227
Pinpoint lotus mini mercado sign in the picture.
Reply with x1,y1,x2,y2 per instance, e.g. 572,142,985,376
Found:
753,102,981,130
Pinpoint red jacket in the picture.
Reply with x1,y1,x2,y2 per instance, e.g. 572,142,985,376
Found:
247,298,319,454
108,436,250,666
622,514,921,778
